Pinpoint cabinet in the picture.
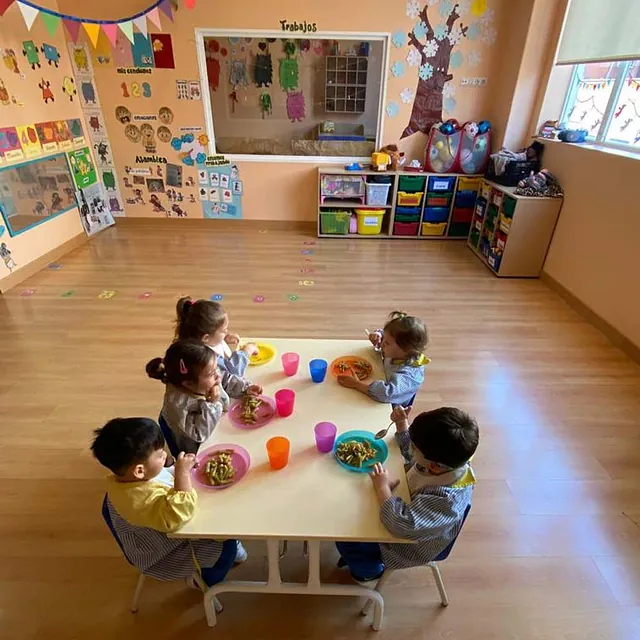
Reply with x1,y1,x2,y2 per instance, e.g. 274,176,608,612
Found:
324,56,368,114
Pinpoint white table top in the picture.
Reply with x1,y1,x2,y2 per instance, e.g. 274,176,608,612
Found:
173,338,410,543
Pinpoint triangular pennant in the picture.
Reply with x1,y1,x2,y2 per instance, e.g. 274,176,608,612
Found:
102,23,119,48
63,18,82,43
119,20,134,43
17,1,39,30
159,0,173,21
133,15,148,38
41,12,61,37
83,22,101,48
0,0,15,18
185,0,196,8
146,6,162,30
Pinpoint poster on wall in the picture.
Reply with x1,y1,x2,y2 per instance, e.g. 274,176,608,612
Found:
74,182,115,236
197,156,243,219
16,124,42,159
150,33,175,69
132,34,155,69
0,127,25,163
67,147,97,189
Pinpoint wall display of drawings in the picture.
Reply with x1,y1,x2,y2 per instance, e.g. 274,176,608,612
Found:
197,156,243,220
74,181,115,237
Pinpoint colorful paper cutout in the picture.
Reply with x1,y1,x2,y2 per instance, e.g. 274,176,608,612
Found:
16,124,42,158
150,33,175,68
67,147,97,188
132,33,155,68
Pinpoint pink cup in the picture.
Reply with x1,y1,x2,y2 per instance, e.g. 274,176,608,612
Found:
314,422,337,453
281,352,300,376
275,388,295,417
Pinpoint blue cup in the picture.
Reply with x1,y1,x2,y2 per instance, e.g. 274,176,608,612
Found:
309,359,328,383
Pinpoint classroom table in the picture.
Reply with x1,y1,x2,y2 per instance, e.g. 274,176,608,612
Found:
172,338,410,630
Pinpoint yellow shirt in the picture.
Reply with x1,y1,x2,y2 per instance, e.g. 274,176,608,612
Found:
106,472,197,533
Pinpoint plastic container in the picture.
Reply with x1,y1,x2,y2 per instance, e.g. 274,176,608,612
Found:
492,189,504,208
266,436,290,470
309,359,328,383
428,175,456,192
488,251,502,272
454,189,477,209
502,195,516,218
423,207,450,223
355,209,385,235
397,191,423,206
469,228,480,247
320,174,365,203
320,210,350,235
281,353,299,376
398,175,426,192
314,422,337,453
426,192,451,207
421,222,447,236
451,207,473,223
368,174,394,184
394,212,421,223
365,182,391,206
349,214,357,234
457,176,481,191
480,182,492,200
275,389,295,417
395,205,421,217
475,198,487,219
393,221,419,236
448,222,471,237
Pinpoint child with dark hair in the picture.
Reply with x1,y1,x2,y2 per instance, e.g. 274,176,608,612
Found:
175,296,258,377
338,311,430,406
336,406,478,582
146,339,262,453
91,417,243,585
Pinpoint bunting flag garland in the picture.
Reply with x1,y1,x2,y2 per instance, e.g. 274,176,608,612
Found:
40,11,60,36
0,0,15,18
119,20,134,44
133,14,148,38
102,23,119,48
147,6,162,30
83,21,101,48
17,1,39,29
64,18,82,43
159,0,173,21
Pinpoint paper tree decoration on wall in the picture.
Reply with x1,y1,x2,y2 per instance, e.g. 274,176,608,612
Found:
402,0,496,138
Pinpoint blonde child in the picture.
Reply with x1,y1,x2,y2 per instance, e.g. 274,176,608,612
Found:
175,296,258,377
336,406,478,582
338,311,429,407
92,417,244,585
146,339,261,454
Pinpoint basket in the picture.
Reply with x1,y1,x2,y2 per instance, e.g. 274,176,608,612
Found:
397,191,423,206
320,210,351,235
393,221,419,236
355,209,385,235
426,192,451,207
365,182,391,206
399,175,426,191
423,207,450,223
428,175,456,192
421,222,447,236
448,222,471,237
457,176,481,191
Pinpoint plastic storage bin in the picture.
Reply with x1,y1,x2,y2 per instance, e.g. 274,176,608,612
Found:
474,198,487,219
397,191,423,206
423,206,450,223
502,195,516,217
320,210,351,235
320,174,365,204
469,228,480,246
451,207,473,223
426,192,451,207
428,175,456,192
399,175,426,192
355,209,385,235
454,190,477,209
457,176,481,191
421,222,447,236
480,181,492,200
448,222,471,237
393,221,420,236
365,182,391,206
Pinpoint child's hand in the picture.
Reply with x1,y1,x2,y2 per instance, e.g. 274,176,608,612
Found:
369,332,382,349
242,342,259,356
390,406,412,432
175,452,197,475
337,374,358,389
246,384,263,396
225,333,241,350
369,462,390,488
206,383,221,403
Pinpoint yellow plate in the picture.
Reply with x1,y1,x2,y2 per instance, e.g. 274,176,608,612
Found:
248,343,277,366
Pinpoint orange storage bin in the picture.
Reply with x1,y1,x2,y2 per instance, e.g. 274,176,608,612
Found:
397,191,423,207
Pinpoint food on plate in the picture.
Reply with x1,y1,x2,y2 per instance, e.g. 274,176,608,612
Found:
335,358,372,380
240,395,263,424
336,439,377,468
204,450,236,486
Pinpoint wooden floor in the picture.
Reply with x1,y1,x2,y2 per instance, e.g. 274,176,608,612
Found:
2,222,640,640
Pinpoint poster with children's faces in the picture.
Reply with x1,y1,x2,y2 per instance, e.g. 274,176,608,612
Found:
197,157,243,219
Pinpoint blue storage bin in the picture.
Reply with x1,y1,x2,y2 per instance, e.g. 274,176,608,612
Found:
428,176,456,192
395,206,421,216
423,206,450,223
454,189,477,209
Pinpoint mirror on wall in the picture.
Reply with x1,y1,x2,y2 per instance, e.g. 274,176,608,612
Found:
0,153,77,236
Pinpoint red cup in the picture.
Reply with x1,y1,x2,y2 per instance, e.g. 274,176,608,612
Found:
275,388,295,417
281,352,300,376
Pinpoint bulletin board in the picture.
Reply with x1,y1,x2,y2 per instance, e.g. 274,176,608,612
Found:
197,156,243,219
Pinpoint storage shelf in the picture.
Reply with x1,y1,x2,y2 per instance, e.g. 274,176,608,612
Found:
320,200,392,209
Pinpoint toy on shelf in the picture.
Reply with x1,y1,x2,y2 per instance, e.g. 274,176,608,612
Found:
371,144,405,172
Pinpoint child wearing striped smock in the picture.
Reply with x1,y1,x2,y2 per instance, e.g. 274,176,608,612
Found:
337,311,429,407
91,417,244,586
336,406,478,583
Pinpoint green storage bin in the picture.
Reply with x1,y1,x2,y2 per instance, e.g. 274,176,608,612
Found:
398,175,426,192
502,195,516,218
320,210,351,235
448,222,471,237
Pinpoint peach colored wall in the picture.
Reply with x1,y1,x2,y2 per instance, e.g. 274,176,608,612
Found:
0,4,86,286
542,142,640,348
56,0,505,221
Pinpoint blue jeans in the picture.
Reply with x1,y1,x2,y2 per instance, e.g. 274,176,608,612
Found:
201,539,238,586
336,541,384,582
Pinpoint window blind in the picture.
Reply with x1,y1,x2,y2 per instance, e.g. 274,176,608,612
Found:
556,0,640,65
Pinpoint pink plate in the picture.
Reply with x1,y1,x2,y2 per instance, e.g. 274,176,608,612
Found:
192,444,251,490
228,395,276,429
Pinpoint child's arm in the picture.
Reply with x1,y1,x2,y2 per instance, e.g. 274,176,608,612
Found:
221,370,262,399
183,397,225,443
367,364,424,404
391,406,412,462
223,350,250,377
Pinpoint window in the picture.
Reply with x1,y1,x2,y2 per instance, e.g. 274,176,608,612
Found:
560,59,640,151
196,31,387,160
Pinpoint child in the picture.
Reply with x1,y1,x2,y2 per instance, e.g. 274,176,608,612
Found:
336,406,478,583
91,417,243,586
147,339,262,454
338,311,429,407
176,296,258,377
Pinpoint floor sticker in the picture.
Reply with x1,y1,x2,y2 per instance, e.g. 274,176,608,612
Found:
253,295,265,303
20,289,35,297
303,241,316,245
210,294,223,301
138,291,152,299
287,294,300,302
47,263,63,270
298,280,315,286
300,267,314,274
60,289,75,297
301,250,314,255
98,290,116,299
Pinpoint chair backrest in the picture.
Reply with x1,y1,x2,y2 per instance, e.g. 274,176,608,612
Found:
433,503,471,562
158,414,180,458
101,493,134,566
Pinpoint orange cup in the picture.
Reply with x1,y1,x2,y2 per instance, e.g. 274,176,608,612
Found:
266,436,290,470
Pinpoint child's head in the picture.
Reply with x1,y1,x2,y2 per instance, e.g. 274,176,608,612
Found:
409,407,478,470
175,296,228,347
146,339,220,396
382,311,428,359
91,417,167,480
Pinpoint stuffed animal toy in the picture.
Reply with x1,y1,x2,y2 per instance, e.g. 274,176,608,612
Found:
378,144,405,171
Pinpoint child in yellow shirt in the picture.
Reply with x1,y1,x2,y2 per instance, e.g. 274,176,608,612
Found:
92,417,244,585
